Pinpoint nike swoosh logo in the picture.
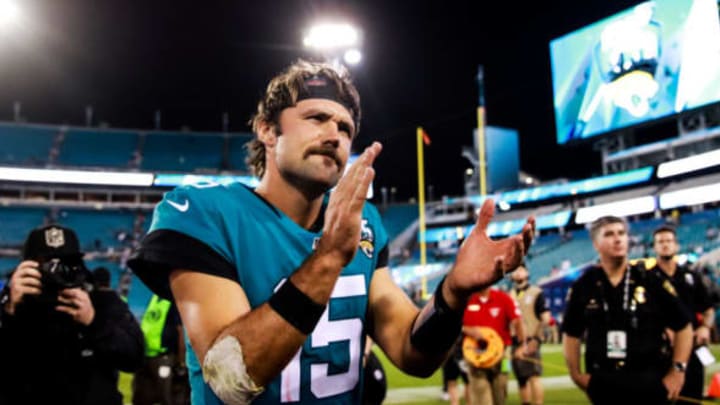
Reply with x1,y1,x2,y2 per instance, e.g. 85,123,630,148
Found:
167,199,189,212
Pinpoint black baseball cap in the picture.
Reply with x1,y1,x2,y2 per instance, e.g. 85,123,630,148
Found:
22,224,84,261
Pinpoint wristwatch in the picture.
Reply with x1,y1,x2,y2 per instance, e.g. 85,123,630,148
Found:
673,361,687,373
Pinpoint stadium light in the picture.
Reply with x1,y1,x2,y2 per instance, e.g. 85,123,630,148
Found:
303,23,359,50
659,183,720,209
656,149,720,178
343,48,362,65
0,0,19,25
575,196,656,224
303,22,363,68
0,167,154,187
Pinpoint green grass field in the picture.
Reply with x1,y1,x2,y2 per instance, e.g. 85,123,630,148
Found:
119,344,720,404
375,344,588,405
376,344,720,405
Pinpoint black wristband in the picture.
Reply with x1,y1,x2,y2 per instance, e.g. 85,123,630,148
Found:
410,277,464,354
268,279,326,335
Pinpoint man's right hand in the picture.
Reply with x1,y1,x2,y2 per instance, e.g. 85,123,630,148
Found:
572,372,591,391
316,142,382,266
525,337,539,356
5,261,43,315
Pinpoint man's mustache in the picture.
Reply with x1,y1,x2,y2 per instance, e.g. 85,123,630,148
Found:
305,146,342,168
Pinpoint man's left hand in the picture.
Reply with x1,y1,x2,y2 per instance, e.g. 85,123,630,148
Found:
57,288,95,326
662,370,685,401
443,199,535,310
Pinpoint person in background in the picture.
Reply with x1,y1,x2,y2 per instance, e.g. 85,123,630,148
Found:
648,224,715,405
562,216,692,404
0,225,144,405
361,336,386,405
441,336,469,405
509,262,551,405
133,293,190,405
462,286,526,405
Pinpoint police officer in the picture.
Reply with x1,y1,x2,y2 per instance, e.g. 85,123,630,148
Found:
562,216,693,404
132,293,190,405
648,224,715,404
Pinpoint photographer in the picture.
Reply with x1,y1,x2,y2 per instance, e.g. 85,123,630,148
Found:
0,225,144,405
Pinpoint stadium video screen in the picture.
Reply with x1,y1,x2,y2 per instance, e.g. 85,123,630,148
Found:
550,0,720,144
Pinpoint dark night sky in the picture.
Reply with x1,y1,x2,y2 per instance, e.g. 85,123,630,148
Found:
0,0,650,200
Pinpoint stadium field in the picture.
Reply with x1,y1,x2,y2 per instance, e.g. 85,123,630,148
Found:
118,344,720,404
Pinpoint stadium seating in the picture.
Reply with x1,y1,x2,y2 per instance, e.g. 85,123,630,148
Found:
85,258,125,289
141,131,224,172
58,129,138,168
526,230,594,280
126,273,154,319
55,209,136,252
0,207,48,248
0,124,56,166
0,257,19,276
380,204,418,241
227,134,255,172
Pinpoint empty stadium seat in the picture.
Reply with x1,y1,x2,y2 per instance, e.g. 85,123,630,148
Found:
381,204,418,241
0,207,48,248
58,129,139,168
141,132,224,172
228,134,255,172
0,124,56,166
126,274,154,319
55,209,136,251
0,257,19,277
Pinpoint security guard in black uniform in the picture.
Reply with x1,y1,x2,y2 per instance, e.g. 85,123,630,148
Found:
562,216,693,404
649,224,715,404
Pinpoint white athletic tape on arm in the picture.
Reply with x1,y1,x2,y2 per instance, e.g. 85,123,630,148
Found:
202,335,264,404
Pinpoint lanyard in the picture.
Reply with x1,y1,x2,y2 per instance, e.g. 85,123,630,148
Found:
600,266,635,327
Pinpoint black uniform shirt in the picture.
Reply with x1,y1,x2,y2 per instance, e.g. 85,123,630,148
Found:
649,263,713,329
562,264,690,372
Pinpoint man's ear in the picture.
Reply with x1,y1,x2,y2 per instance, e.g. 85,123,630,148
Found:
257,121,278,148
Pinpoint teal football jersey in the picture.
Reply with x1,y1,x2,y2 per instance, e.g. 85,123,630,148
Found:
147,182,388,404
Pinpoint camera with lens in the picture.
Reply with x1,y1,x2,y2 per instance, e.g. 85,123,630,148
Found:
37,258,88,304
21,225,90,308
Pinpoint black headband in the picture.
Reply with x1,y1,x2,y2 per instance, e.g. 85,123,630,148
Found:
296,74,355,115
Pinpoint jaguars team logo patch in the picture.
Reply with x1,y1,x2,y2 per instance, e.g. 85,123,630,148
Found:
359,219,375,258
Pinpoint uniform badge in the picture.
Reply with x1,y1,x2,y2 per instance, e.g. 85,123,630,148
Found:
662,280,678,296
685,273,694,286
44,227,65,248
586,298,599,310
358,219,375,258
633,286,646,304
490,308,500,318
